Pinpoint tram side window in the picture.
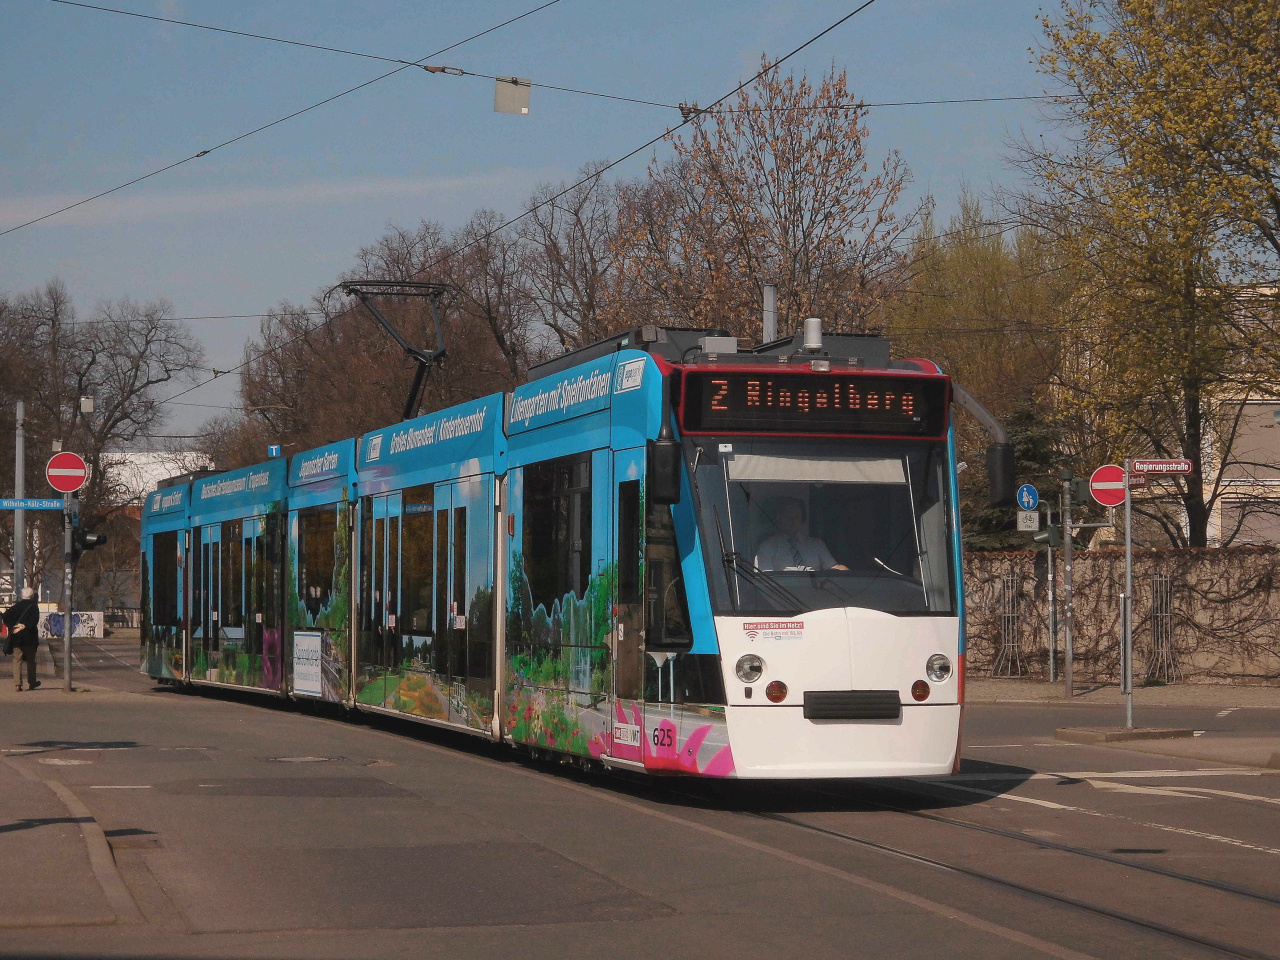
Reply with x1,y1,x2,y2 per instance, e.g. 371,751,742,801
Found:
190,527,203,631
645,501,693,651
523,453,592,611
262,512,283,632
221,520,243,629
297,505,338,620
401,486,434,635
359,499,373,637
152,531,180,627
617,480,641,605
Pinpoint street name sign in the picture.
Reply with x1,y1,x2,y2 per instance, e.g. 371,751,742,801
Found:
1089,464,1127,507
46,451,88,494
1130,458,1192,475
1,498,64,510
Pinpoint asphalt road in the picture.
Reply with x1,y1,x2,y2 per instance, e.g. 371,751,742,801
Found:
2,634,1278,960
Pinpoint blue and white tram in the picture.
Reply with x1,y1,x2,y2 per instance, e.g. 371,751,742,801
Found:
141,325,987,779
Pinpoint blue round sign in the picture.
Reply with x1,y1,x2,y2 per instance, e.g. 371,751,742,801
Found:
1016,484,1039,511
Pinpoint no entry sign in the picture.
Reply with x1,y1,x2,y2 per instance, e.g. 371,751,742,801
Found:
46,451,88,494
1089,464,1127,507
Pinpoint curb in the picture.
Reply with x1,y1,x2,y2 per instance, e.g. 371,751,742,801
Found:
0,756,141,925
1056,727,1196,744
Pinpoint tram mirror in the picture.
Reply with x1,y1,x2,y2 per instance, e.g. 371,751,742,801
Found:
987,442,1015,507
648,438,682,504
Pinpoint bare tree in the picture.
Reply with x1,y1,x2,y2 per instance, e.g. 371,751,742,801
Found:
613,60,918,340
0,280,203,594
518,161,623,352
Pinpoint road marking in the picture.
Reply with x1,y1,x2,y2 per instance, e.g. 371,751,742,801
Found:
89,785,151,790
949,768,1273,781
1086,779,1206,799
1216,708,1238,718
967,744,1028,749
923,780,1280,857
78,638,135,668
1174,786,1280,807
37,758,92,766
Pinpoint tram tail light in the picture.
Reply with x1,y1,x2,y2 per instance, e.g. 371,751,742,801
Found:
765,680,788,703
957,655,965,703
911,679,930,702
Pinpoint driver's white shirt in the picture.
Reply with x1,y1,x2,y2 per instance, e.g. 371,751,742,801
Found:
755,534,838,572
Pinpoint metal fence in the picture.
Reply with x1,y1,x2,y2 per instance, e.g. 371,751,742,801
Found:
104,607,141,629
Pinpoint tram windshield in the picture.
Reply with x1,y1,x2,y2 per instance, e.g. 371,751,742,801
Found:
689,438,956,616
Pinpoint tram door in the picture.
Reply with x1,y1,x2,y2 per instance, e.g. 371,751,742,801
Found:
430,478,494,729
358,493,401,708
612,448,645,757
432,482,468,722
194,525,220,680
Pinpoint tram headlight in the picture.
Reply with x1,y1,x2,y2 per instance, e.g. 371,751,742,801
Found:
926,654,952,683
736,654,765,683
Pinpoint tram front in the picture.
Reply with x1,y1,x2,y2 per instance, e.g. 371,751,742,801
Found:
676,358,964,778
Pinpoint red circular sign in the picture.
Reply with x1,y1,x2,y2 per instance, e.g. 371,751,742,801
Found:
1089,464,1127,507
46,452,88,494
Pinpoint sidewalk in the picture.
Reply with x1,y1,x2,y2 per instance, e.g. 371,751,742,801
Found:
967,677,1280,708
968,678,1280,769
0,755,117,927
1,640,112,703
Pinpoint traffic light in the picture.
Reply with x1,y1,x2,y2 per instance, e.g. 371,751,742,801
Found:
1033,527,1062,547
72,529,108,562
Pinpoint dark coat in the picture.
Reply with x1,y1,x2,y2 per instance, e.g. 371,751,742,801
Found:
2,598,40,647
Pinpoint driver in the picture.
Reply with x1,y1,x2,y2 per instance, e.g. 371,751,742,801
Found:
755,497,848,572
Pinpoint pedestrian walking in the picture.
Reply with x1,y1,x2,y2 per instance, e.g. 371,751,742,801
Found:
4,588,42,691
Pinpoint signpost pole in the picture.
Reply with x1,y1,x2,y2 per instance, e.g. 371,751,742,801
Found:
14,401,25,596
1061,472,1075,699
61,496,73,692
1124,459,1134,729
1046,503,1057,683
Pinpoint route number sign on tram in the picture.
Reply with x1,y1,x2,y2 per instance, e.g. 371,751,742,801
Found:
1089,464,1128,507
46,451,88,494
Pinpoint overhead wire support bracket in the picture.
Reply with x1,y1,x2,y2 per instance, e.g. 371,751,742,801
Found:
339,280,454,421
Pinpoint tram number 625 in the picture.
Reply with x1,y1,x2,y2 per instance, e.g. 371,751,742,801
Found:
652,727,674,748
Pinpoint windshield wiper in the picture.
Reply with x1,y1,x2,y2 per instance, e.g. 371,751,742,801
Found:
721,549,807,612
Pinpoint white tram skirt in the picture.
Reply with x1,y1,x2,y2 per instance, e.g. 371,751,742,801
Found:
725,703,961,779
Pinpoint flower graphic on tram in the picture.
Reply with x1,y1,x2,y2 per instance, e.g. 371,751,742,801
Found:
589,702,735,777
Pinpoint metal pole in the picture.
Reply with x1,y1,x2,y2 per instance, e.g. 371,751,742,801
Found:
1046,504,1058,683
763,283,778,342
62,496,73,692
14,401,24,596
1124,458,1134,728
1061,473,1075,699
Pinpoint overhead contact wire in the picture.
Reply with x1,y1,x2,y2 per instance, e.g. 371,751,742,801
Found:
1,0,564,238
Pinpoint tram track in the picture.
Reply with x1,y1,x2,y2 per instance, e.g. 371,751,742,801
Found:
810,780,1280,909
750,807,1280,960
639,775,1280,960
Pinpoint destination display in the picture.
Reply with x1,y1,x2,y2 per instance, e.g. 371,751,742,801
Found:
680,371,948,436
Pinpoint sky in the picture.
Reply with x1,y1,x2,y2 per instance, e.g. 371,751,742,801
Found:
0,0,1059,442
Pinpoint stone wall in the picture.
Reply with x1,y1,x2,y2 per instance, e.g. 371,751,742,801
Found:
965,547,1280,682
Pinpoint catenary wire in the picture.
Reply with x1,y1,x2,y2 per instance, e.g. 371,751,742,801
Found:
147,0,888,412
0,0,564,239
40,0,1063,114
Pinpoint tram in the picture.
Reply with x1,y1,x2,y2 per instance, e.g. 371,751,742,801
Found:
142,324,1008,778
